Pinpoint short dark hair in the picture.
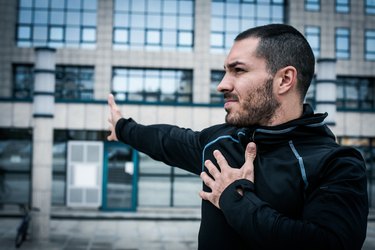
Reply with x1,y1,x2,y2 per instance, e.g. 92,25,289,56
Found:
235,24,315,100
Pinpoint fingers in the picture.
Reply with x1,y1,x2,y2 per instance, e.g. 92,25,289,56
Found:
242,142,256,182
213,150,230,171
108,93,117,109
245,142,257,162
204,159,220,179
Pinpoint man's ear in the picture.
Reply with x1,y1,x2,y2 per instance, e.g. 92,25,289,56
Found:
275,66,297,95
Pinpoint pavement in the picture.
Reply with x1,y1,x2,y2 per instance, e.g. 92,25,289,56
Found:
0,207,374,250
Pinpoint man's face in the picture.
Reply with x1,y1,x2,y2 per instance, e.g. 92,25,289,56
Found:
217,37,280,127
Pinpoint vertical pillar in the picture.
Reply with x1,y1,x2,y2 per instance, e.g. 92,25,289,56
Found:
315,58,337,125
31,47,56,242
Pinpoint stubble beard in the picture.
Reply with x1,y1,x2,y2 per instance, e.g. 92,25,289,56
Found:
225,78,280,127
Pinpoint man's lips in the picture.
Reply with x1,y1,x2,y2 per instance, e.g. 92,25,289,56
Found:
223,94,239,109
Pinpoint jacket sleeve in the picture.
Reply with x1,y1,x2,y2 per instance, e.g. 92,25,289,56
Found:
115,118,203,175
219,148,368,250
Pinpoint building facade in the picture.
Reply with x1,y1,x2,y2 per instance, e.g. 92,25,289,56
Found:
0,0,374,212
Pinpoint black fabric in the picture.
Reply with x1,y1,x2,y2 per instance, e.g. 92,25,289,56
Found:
115,104,368,250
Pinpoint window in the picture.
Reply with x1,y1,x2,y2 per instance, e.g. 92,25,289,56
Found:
337,76,375,111
210,0,285,53
13,64,34,99
138,153,200,207
0,129,32,205
305,0,320,11
366,0,375,14
336,28,350,59
305,26,320,58
16,0,97,48
337,137,375,207
113,0,194,51
13,64,95,100
112,68,193,103
336,0,350,13
55,66,95,100
210,70,225,104
365,30,375,60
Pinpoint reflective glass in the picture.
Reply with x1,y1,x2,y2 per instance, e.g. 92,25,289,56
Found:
50,27,64,40
179,0,193,14
163,0,178,13
147,0,162,12
178,31,192,46
34,10,48,24
67,0,81,10
35,0,49,8
66,27,80,41
51,0,65,9
115,13,128,27
19,0,32,8
147,15,162,28
83,12,97,25
131,0,146,12
114,29,128,43
163,15,177,29
66,11,81,25
33,26,48,40
18,10,32,23
50,11,65,25
18,26,31,39
210,0,284,52
130,30,145,44
131,14,145,28
83,0,97,10
113,0,193,50
147,30,161,44
82,28,96,42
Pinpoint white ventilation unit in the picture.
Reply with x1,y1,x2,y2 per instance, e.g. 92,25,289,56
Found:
67,141,103,208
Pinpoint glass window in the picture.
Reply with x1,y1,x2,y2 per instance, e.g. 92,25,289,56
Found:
336,0,350,13
337,137,375,207
55,66,95,100
210,0,284,53
210,70,225,104
305,0,320,11
138,153,199,207
113,0,194,51
305,26,320,58
365,30,375,60
0,130,32,205
13,64,95,100
336,28,350,59
13,64,34,99
366,0,375,14
337,76,375,111
112,68,193,104
16,0,98,48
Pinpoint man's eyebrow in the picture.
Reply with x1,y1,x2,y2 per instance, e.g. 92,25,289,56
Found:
223,61,246,69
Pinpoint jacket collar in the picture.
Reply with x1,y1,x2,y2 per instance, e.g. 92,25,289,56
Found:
236,104,333,147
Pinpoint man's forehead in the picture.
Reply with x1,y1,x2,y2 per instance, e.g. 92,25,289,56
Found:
224,38,261,68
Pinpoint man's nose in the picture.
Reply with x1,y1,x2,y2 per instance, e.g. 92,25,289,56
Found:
217,74,232,93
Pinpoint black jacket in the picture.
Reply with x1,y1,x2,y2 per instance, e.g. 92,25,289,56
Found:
115,104,368,250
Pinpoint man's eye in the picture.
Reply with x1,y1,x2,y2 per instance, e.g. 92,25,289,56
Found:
234,68,244,73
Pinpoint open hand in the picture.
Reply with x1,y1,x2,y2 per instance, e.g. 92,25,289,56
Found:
107,94,122,141
199,142,257,208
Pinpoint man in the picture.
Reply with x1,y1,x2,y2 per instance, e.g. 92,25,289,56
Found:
107,24,368,249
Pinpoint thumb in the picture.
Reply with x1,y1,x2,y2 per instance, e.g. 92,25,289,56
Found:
245,142,257,163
